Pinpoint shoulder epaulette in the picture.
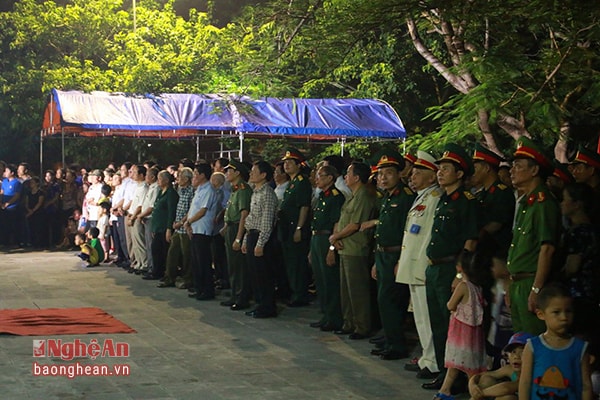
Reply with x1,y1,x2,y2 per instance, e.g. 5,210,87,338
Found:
297,175,304,181
463,191,475,200
537,191,546,203
404,187,414,195
497,183,507,190
331,189,340,196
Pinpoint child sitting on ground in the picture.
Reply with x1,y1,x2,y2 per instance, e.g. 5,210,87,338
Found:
74,232,99,268
468,331,533,400
519,283,592,400
87,227,104,265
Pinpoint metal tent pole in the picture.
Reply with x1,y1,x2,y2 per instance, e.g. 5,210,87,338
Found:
39,130,43,177
61,128,65,168
239,132,244,161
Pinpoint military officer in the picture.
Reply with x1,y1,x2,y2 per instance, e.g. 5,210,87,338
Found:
308,164,345,331
422,143,479,390
507,137,560,335
279,148,313,307
396,151,443,378
570,146,600,225
221,160,253,310
471,143,515,264
362,150,415,360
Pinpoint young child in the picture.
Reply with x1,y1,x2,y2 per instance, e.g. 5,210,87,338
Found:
97,201,111,262
519,283,592,400
74,232,99,268
87,227,104,266
434,249,490,400
469,331,533,400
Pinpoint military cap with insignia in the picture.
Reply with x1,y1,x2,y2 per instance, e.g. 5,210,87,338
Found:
413,150,438,171
223,159,249,175
374,149,405,171
552,160,574,184
436,143,474,176
513,136,553,172
404,153,417,165
281,147,306,162
572,146,600,170
472,143,505,167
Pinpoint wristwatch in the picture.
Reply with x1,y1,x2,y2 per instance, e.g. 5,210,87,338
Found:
329,245,336,251
531,286,541,294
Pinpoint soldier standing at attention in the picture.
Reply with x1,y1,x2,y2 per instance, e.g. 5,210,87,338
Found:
308,164,345,331
569,146,600,225
506,137,560,335
362,150,415,360
422,144,479,391
396,151,443,379
279,148,313,307
220,160,253,311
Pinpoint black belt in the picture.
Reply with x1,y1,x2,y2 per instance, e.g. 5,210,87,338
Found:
428,255,456,266
510,272,535,282
376,245,402,253
311,230,332,236
225,221,240,226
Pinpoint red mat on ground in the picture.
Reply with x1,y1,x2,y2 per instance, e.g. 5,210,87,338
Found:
0,307,136,336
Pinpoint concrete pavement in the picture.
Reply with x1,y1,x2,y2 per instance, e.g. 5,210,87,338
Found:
0,248,449,400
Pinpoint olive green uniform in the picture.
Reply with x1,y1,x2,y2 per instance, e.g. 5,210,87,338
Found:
507,184,560,334
476,180,515,258
426,186,478,371
374,184,415,353
337,185,377,335
310,186,345,328
224,181,253,305
279,174,312,304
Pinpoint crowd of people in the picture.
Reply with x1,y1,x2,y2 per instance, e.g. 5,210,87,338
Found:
1,138,600,399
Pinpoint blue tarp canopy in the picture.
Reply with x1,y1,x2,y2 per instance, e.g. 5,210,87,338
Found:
42,89,406,140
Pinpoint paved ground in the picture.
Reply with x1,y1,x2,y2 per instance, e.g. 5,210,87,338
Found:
0,249,450,400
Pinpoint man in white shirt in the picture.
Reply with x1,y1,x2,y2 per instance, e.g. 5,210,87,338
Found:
139,167,160,278
127,165,149,274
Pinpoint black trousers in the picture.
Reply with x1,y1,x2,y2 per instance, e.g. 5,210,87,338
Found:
245,230,276,314
190,233,214,296
151,230,169,278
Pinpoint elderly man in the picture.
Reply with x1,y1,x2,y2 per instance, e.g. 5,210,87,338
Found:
127,165,148,274
396,151,442,379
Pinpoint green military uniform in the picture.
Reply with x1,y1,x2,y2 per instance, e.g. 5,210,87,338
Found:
310,185,345,329
223,161,253,306
476,180,514,258
507,184,559,334
375,183,415,354
507,137,561,335
337,184,377,335
372,151,416,355
279,148,313,304
426,144,479,371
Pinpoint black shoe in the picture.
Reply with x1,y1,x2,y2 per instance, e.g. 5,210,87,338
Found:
309,321,324,328
286,300,310,308
253,310,277,319
404,362,421,372
370,348,387,356
379,350,408,360
134,269,143,275
157,282,175,288
127,267,135,274
220,300,235,307
142,274,160,280
244,309,258,317
230,303,249,311
416,368,439,380
188,292,198,298
196,293,215,301
319,323,338,332
348,332,369,340
369,335,385,345
422,377,444,390
333,329,353,335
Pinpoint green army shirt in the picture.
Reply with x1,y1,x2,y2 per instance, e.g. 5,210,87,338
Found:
375,184,415,247
280,174,312,226
426,186,479,260
476,180,515,257
311,186,345,232
507,183,560,274
224,181,252,224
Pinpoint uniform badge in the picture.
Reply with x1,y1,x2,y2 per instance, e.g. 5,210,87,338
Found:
489,186,496,194
451,191,460,201
538,191,545,202
527,193,536,206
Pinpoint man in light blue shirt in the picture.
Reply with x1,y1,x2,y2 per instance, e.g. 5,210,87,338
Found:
185,163,217,300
